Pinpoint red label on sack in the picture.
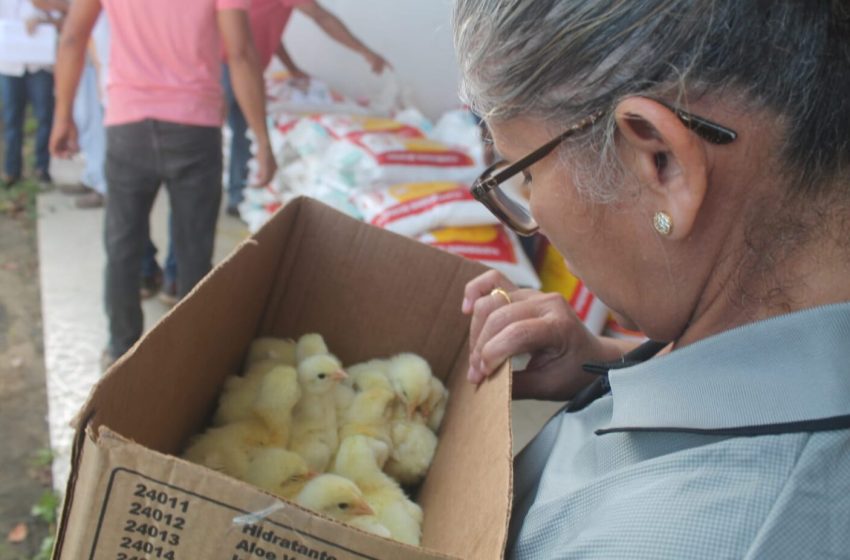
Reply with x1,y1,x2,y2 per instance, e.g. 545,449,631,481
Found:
371,188,474,228
353,135,475,168
567,279,596,321
427,226,517,263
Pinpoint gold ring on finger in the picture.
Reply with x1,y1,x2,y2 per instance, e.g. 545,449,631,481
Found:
490,287,512,305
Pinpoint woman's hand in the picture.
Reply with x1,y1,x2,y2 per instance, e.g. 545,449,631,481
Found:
462,270,630,400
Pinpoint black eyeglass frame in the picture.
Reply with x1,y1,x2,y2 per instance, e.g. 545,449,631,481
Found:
470,102,738,236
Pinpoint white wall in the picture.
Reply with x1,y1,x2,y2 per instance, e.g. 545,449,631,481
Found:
281,0,461,120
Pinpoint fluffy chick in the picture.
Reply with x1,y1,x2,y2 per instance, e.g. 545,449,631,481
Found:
290,354,347,471
213,359,282,426
295,473,374,522
295,333,329,364
243,447,316,500
348,515,392,538
422,375,449,433
334,383,356,418
252,365,301,445
338,387,396,447
246,337,297,367
333,435,422,546
347,359,392,392
383,419,438,486
387,353,433,420
182,418,273,478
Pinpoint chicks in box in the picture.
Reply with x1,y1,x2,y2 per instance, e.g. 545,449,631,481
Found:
182,334,449,547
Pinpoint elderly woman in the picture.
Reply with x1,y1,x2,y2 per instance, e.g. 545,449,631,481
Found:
454,1,850,558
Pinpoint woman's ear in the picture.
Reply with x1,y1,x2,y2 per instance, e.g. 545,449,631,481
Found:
614,97,709,240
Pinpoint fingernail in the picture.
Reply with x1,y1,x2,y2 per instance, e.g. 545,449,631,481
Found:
467,366,478,382
479,359,487,372
462,298,471,313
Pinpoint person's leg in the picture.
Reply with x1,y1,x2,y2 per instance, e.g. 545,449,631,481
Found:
157,213,178,306
25,70,55,180
0,74,26,182
139,234,163,299
104,120,161,360
73,63,107,206
164,213,177,284
221,64,250,212
158,121,222,298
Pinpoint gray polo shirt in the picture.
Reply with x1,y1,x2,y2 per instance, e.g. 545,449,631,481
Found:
510,302,850,559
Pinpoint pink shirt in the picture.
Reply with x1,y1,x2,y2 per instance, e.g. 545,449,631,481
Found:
102,0,250,127
247,0,310,69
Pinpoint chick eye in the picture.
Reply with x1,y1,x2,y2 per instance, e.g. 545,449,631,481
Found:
338,503,349,510
318,373,327,379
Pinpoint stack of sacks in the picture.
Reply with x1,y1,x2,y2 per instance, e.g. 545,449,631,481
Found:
241,110,487,231
182,334,449,547
350,181,541,289
264,70,372,117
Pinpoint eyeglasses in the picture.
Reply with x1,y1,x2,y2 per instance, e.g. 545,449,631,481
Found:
470,103,738,236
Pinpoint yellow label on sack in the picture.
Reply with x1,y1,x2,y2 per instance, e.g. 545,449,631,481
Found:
358,117,407,131
402,138,452,153
430,225,500,244
387,182,460,203
539,243,581,300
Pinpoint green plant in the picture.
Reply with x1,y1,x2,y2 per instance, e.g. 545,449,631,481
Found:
30,447,54,469
32,534,54,560
30,490,59,526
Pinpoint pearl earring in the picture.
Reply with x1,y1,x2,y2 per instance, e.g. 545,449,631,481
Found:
653,211,673,236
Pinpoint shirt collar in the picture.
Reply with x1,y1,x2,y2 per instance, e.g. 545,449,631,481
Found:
599,302,850,435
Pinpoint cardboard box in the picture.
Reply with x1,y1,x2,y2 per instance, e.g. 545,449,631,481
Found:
53,198,513,560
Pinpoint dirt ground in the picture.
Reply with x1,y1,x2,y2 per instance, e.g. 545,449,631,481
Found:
0,138,54,557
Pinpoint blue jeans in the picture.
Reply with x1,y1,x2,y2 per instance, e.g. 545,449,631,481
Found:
72,62,106,193
1,70,54,178
221,64,250,209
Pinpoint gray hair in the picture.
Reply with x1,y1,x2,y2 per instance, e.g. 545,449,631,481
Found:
453,0,850,202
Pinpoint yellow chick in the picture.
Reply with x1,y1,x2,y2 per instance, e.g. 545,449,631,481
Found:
252,365,301,445
387,353,433,420
182,418,273,479
422,375,449,433
213,359,282,426
347,359,392,392
246,337,297,367
339,387,396,447
383,419,438,486
295,473,375,522
333,435,423,546
243,447,316,500
334,383,357,418
295,333,329,364
348,515,392,539
290,354,348,472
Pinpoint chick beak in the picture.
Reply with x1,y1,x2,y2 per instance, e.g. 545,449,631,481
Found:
406,402,417,420
352,499,374,516
331,369,348,382
304,471,319,480
420,403,432,418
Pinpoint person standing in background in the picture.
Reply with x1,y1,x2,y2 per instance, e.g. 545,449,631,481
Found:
50,0,276,368
221,0,390,216
0,0,65,187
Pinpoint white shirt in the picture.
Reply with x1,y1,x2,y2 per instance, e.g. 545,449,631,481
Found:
0,0,55,76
